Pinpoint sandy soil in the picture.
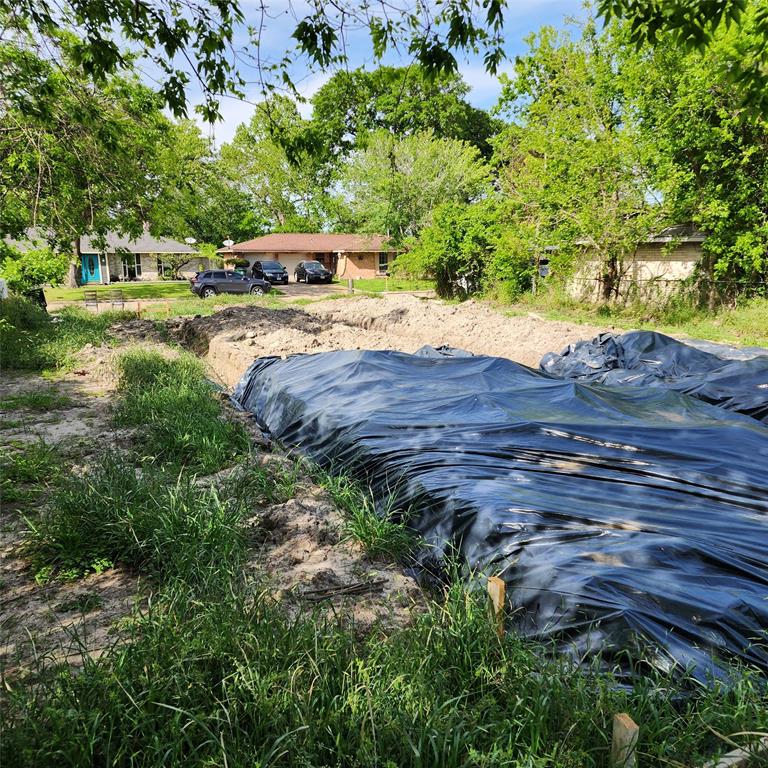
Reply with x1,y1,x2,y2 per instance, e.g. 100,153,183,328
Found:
0,364,141,676
169,294,608,387
242,472,422,634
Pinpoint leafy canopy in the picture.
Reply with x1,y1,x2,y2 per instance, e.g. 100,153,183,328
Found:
339,129,491,243
311,66,501,160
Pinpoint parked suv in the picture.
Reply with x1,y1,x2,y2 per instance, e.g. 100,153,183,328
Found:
252,260,289,285
190,270,271,298
294,260,333,284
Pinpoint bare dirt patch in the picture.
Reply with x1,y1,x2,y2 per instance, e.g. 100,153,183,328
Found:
170,294,609,387
243,474,421,634
0,361,141,676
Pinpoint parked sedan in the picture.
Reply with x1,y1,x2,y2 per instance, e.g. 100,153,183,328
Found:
294,260,333,284
190,270,271,298
252,260,289,285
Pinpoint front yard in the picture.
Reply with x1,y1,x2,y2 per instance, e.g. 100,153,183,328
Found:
45,281,192,302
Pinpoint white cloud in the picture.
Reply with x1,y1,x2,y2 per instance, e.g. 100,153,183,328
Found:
459,62,514,110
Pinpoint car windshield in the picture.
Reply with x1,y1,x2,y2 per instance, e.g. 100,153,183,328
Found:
305,261,323,270
261,261,283,269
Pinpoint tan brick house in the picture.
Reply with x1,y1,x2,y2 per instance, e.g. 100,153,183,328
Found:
218,233,398,280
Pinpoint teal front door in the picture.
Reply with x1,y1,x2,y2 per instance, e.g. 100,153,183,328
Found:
81,253,101,283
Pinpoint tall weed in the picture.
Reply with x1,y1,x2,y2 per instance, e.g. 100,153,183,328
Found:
114,350,249,473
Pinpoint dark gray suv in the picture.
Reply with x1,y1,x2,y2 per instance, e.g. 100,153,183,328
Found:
252,260,289,284
190,270,271,299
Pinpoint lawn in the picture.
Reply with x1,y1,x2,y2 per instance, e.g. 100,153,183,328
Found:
350,277,433,292
510,292,768,347
45,281,192,302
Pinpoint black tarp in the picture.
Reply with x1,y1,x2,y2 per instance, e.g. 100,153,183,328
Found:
540,331,768,424
234,348,768,679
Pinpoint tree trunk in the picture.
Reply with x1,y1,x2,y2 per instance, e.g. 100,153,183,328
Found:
68,238,81,288
601,255,619,301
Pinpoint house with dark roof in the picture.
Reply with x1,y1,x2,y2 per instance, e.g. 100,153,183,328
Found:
5,227,211,285
79,229,209,284
217,233,398,280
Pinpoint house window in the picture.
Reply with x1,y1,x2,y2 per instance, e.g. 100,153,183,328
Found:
157,257,172,278
378,252,389,273
121,254,142,280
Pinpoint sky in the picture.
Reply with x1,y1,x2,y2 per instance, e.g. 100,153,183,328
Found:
180,0,585,144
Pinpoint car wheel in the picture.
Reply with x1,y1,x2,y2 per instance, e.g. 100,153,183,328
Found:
250,285,264,296
201,286,216,299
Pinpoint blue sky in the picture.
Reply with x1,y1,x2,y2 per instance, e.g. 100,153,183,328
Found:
182,0,584,144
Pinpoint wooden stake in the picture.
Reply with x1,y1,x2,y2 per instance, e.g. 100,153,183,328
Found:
486,576,505,638
611,713,639,768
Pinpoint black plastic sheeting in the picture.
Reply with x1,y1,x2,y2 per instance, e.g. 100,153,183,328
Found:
540,331,768,424
234,348,768,679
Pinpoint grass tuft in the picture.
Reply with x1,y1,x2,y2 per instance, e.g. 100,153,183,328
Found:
0,440,62,504
317,469,417,561
114,349,249,473
26,452,244,582
0,297,133,372
0,388,73,411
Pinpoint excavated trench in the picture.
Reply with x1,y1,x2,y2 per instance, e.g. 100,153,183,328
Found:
168,295,607,388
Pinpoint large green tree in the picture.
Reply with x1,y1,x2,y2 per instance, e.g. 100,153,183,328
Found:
0,27,171,283
339,130,491,242
310,66,501,161
219,97,333,232
149,120,266,247
620,10,768,297
493,21,661,300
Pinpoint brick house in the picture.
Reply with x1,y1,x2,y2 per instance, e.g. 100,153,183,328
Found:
218,233,398,279
567,224,707,301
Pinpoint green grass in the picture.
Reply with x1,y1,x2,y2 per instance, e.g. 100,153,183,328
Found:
351,277,434,293
138,290,285,319
0,388,73,411
26,452,242,581
114,349,250,473
0,440,62,504
44,281,193,302
510,289,768,347
316,468,418,562
223,456,301,509
0,297,134,372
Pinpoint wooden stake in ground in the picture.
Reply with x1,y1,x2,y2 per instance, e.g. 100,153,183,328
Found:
611,713,639,768
486,576,505,638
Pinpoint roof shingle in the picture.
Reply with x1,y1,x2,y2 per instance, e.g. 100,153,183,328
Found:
218,233,394,254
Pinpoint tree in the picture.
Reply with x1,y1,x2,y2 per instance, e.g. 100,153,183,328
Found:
619,10,768,298
339,130,491,242
0,242,70,293
396,198,532,299
493,21,661,300
598,0,768,112
310,66,501,161
149,120,266,246
0,28,170,282
219,98,333,232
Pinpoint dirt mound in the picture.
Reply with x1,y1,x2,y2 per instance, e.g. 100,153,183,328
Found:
171,295,608,388
309,294,607,367
245,487,421,634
